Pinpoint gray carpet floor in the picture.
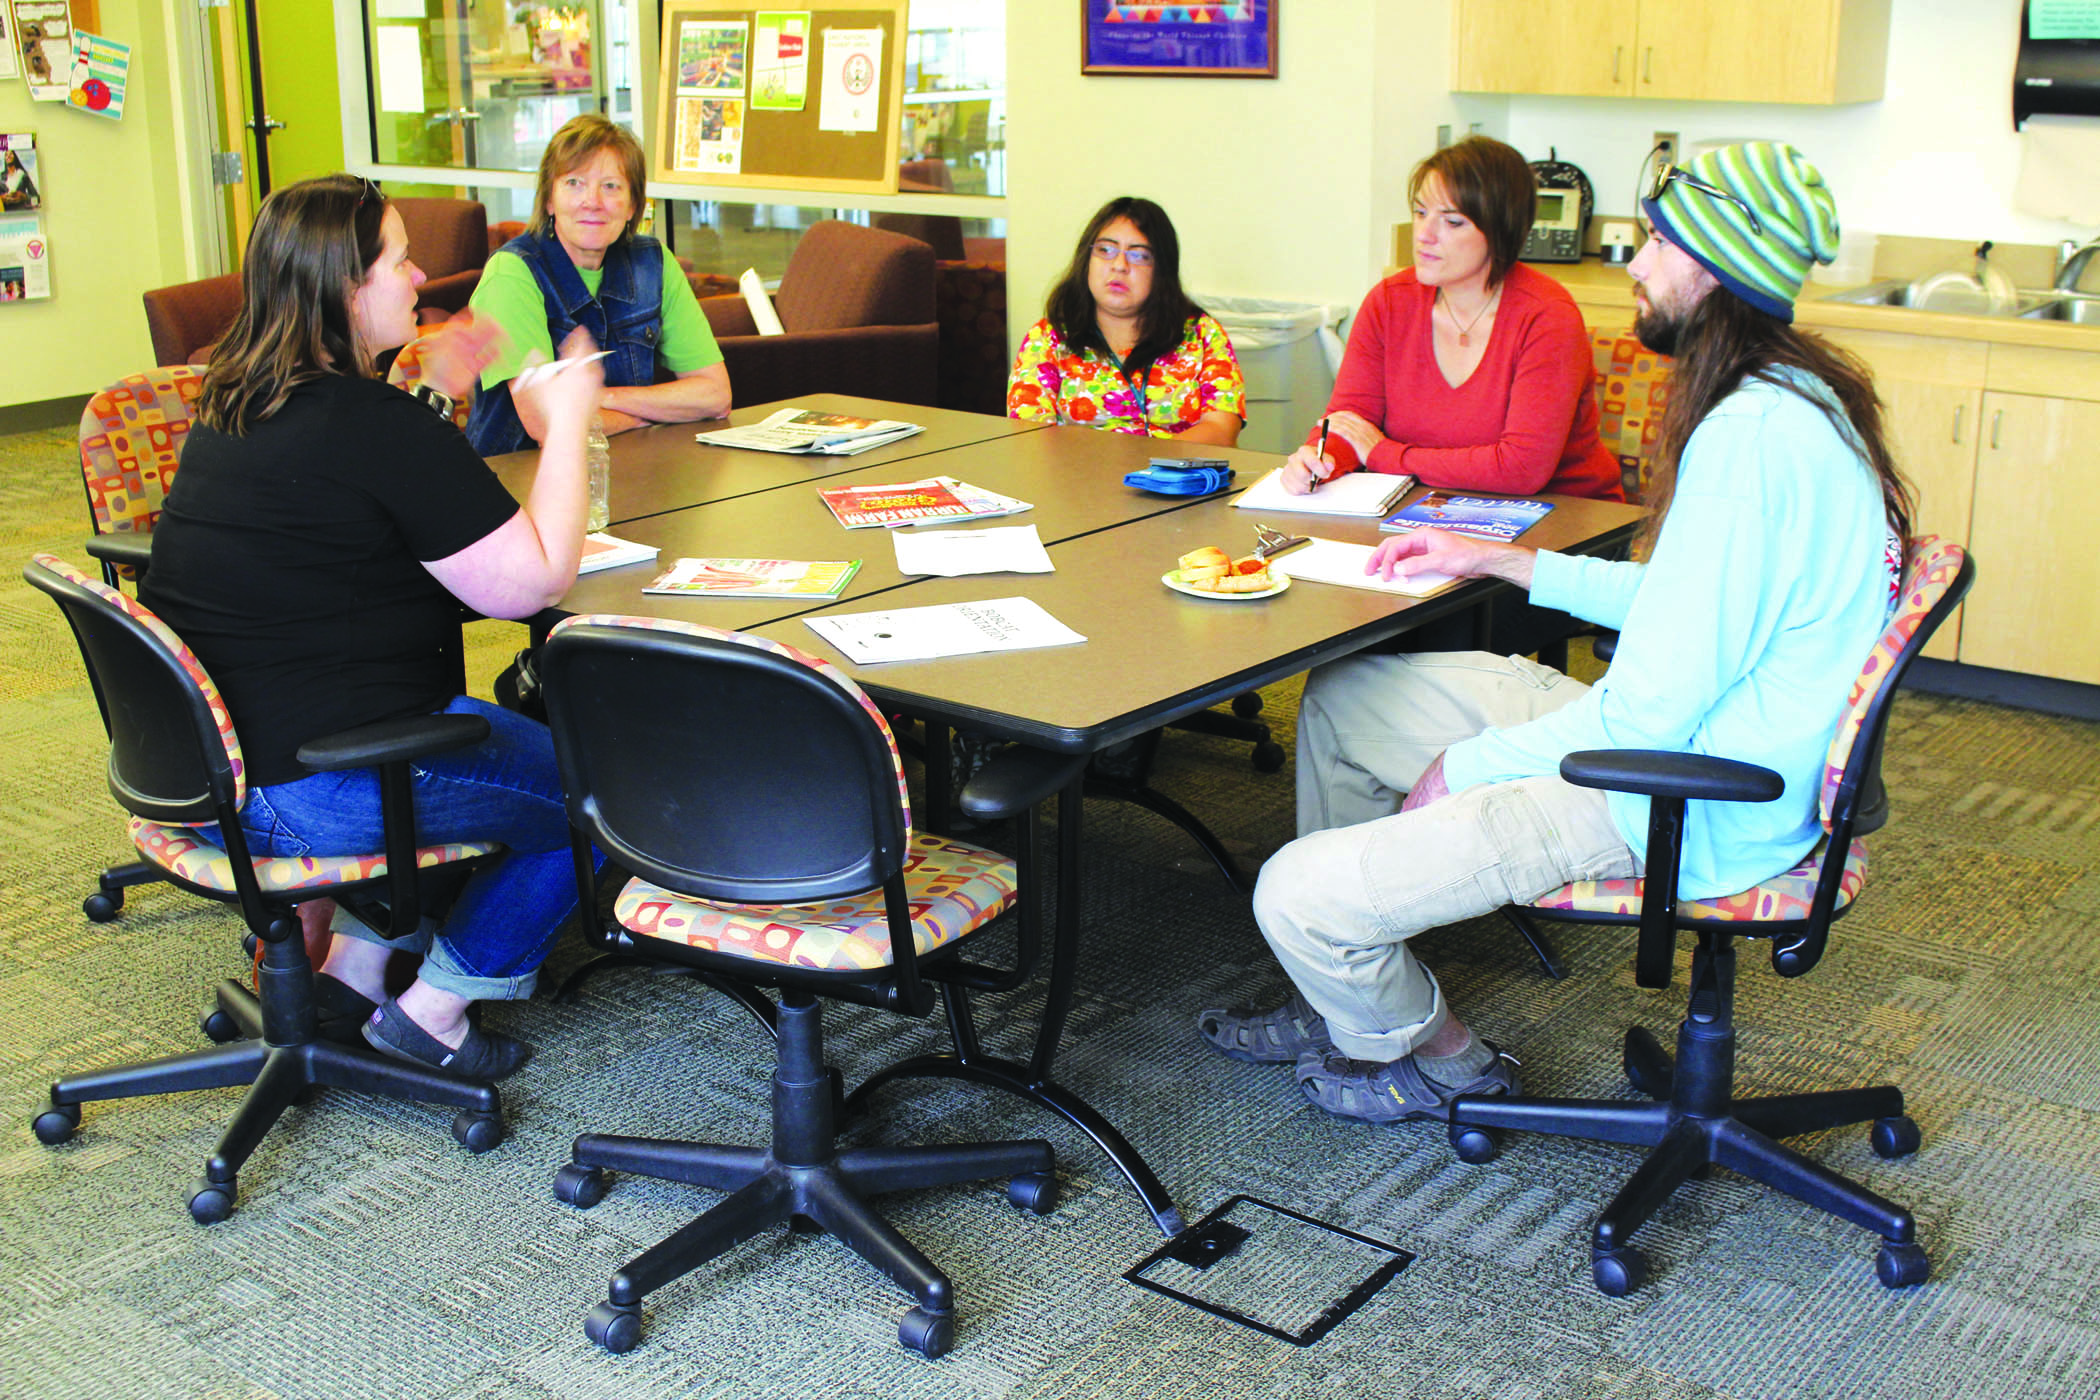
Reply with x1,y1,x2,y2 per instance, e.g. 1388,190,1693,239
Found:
5,419,2100,1399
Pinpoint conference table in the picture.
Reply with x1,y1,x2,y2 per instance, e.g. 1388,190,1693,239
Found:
518,398,1647,1238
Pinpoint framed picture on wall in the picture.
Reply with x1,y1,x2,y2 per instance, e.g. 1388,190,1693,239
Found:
1080,0,1277,78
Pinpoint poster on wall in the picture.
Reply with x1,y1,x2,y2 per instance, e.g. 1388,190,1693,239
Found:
0,5,19,82
11,0,72,100
1,132,40,212
817,27,882,133
671,19,748,175
752,12,810,112
0,212,51,301
1080,0,1278,78
673,95,745,175
67,30,127,120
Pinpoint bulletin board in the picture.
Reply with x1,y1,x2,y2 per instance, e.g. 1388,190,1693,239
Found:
652,0,908,196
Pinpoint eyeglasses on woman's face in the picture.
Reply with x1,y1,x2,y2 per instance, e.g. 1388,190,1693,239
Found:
1645,162,1763,237
1091,240,1155,269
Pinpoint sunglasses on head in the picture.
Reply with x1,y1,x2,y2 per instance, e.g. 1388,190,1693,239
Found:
356,175,382,206
1645,162,1762,237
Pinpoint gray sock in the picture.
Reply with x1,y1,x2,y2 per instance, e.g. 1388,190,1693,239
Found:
1415,1033,1496,1089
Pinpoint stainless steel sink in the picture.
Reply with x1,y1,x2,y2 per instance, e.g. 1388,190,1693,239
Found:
1819,280,2058,316
2018,292,2100,324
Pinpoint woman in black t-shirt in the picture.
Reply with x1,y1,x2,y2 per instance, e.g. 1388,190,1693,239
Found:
144,174,604,1081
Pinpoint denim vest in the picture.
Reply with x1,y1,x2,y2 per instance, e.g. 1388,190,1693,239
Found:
464,229,666,456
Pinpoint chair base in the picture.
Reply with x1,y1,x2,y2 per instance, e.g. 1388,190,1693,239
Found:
559,991,1055,1358
1449,936,1927,1295
35,965,502,1223
83,859,167,923
1169,696,1286,774
1501,906,1570,979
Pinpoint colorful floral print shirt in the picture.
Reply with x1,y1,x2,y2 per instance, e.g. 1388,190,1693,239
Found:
1006,312,1246,437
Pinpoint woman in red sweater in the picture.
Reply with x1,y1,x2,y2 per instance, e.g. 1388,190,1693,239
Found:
1282,137,1623,657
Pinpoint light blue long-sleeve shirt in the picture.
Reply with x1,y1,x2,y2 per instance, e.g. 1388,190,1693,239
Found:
1439,368,1893,899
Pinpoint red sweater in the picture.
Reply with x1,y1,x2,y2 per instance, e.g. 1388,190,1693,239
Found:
1313,263,1623,501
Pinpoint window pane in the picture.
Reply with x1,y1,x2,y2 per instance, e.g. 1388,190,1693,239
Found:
899,1,1004,197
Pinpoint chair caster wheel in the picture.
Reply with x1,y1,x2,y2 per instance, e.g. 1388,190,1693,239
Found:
1252,742,1286,774
554,1163,609,1208
189,1176,236,1224
1008,1171,1059,1215
1876,1241,1930,1288
451,1110,504,1154
32,1103,81,1146
899,1306,955,1358
1591,1246,1647,1296
585,1300,642,1353
83,889,121,922
1230,693,1263,719
199,1009,242,1044
1871,1115,1921,1159
1449,1123,1499,1164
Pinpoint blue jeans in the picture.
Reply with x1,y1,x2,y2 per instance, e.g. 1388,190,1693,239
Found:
229,697,582,1001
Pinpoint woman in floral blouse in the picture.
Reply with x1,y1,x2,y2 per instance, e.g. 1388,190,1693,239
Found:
1007,197,1245,445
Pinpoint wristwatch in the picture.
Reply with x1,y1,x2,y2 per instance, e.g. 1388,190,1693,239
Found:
410,384,456,420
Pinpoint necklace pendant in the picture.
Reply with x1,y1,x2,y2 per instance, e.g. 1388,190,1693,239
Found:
1457,331,1471,347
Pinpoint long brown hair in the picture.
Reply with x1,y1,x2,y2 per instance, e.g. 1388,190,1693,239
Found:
1643,288,1914,553
196,175,386,434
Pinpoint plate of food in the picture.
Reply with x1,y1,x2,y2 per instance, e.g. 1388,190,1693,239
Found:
1162,545,1290,601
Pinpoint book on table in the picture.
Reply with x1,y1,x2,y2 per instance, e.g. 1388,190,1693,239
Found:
643,557,862,598
695,407,924,455
1232,466,1414,516
576,533,660,574
819,476,1032,529
1268,537,1460,598
1379,492,1555,541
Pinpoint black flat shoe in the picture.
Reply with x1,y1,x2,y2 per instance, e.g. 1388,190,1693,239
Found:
313,973,380,1046
361,998,533,1081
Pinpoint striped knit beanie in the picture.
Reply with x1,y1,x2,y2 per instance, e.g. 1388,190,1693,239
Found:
1641,141,1839,324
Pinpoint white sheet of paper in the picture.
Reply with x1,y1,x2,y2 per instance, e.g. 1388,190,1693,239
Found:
739,267,785,335
892,525,1054,577
375,26,426,115
805,596,1085,665
817,28,883,133
1269,537,1457,598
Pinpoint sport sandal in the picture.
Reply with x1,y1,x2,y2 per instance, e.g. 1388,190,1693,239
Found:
1295,1042,1518,1124
1197,991,1334,1064
362,998,533,1081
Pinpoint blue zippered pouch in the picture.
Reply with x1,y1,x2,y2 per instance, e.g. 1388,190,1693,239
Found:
1123,461,1236,496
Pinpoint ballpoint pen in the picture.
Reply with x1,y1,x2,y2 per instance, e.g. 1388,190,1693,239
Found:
1310,416,1330,492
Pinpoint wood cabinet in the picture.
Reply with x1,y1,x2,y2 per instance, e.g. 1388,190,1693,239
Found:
1453,0,1891,106
1966,394,2100,685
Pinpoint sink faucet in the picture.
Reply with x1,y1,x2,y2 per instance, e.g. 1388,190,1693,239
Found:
2054,235,2100,292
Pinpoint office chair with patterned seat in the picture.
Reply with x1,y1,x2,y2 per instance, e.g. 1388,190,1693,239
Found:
538,614,1079,1359
25,555,513,1222
76,367,205,589
1455,537,1973,1296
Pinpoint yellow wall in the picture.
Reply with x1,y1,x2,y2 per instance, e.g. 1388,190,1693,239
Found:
0,0,201,407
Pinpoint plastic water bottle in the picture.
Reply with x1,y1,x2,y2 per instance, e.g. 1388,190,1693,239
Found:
585,414,611,533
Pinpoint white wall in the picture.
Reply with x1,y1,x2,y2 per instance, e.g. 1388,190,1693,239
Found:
1503,0,2083,250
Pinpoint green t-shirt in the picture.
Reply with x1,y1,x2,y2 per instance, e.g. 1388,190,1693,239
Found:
470,242,724,390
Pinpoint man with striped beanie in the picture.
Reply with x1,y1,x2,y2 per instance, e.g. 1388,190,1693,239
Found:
1201,143,1920,1176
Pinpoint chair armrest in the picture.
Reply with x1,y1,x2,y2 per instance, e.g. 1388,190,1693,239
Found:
85,532,154,573
1559,750,1784,805
296,714,491,771
699,293,759,338
959,746,1088,821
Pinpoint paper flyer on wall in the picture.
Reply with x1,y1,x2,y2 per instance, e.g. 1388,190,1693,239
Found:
752,12,809,111
672,19,747,174
67,31,127,120
11,1,72,101
2,133,40,212
817,28,882,133
0,212,52,301
0,5,19,82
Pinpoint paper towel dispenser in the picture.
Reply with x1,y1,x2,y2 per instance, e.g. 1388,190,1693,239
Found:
2016,2,2100,127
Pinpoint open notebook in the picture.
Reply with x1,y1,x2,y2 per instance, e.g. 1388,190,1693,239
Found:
1233,467,1413,517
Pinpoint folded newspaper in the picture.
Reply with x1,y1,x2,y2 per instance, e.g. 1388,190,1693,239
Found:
695,407,924,455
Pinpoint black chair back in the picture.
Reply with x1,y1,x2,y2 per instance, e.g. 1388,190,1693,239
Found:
25,555,234,827
541,620,912,907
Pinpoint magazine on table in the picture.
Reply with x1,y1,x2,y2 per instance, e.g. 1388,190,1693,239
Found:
575,533,660,574
1379,492,1555,541
695,407,924,455
643,557,862,598
804,596,1086,665
819,476,1032,529
1269,537,1460,599
1233,466,1413,516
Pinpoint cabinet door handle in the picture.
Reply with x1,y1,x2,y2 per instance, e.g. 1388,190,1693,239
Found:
1990,409,2002,450
1613,46,1622,83
1951,404,1963,444
1643,46,1653,84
